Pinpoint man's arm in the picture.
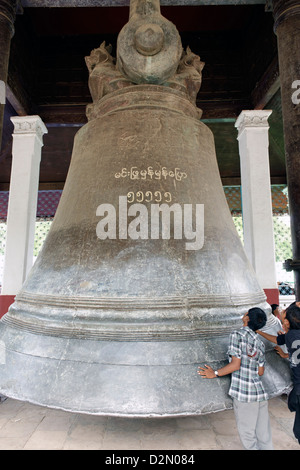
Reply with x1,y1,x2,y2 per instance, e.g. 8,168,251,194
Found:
258,366,264,376
257,330,278,344
258,331,289,358
198,356,241,379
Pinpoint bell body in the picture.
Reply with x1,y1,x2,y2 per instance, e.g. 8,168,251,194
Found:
0,85,291,416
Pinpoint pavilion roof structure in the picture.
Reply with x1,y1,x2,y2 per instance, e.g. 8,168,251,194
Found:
0,0,285,191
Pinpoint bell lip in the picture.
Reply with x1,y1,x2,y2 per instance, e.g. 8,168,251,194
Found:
0,389,291,418
0,319,293,417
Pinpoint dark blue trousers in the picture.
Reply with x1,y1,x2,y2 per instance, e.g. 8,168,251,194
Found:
288,387,300,444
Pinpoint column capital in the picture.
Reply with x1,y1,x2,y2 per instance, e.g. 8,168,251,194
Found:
235,110,272,138
0,0,19,36
11,115,48,144
272,0,300,32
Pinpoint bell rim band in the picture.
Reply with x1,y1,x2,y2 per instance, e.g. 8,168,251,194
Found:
1,310,262,342
1,290,267,342
14,290,266,310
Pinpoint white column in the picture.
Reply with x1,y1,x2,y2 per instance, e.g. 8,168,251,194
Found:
235,110,277,292
1,116,47,295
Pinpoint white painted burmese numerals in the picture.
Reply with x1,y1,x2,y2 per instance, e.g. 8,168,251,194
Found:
115,165,187,205
95,163,204,251
127,190,172,203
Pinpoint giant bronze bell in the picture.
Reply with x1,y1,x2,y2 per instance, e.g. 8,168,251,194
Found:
0,0,291,416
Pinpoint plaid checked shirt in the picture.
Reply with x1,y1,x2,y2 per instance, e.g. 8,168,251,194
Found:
227,326,268,402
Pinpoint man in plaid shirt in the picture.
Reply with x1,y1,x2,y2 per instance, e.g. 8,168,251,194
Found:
198,307,273,450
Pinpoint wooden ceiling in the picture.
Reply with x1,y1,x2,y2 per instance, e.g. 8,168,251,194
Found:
0,3,286,190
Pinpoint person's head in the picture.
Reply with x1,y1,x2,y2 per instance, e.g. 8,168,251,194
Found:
283,302,300,331
271,303,279,316
243,307,267,331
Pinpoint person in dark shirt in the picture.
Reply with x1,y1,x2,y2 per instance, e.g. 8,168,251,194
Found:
258,301,300,444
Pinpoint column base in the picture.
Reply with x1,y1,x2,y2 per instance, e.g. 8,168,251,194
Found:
264,288,279,305
0,295,15,318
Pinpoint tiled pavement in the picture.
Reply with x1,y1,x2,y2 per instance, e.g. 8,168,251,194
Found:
0,395,299,450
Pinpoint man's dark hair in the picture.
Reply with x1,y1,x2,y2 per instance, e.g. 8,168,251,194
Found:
271,303,279,314
286,302,300,330
248,307,267,331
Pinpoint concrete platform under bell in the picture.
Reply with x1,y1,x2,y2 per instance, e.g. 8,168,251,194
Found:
0,396,298,450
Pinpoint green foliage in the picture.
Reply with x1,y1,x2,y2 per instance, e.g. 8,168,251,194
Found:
33,219,52,257
232,216,244,244
272,215,292,262
232,215,292,263
0,223,6,256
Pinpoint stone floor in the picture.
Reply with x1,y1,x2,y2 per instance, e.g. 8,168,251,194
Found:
0,395,299,450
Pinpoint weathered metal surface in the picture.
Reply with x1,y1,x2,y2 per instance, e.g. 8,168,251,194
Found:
116,0,182,84
0,0,291,416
